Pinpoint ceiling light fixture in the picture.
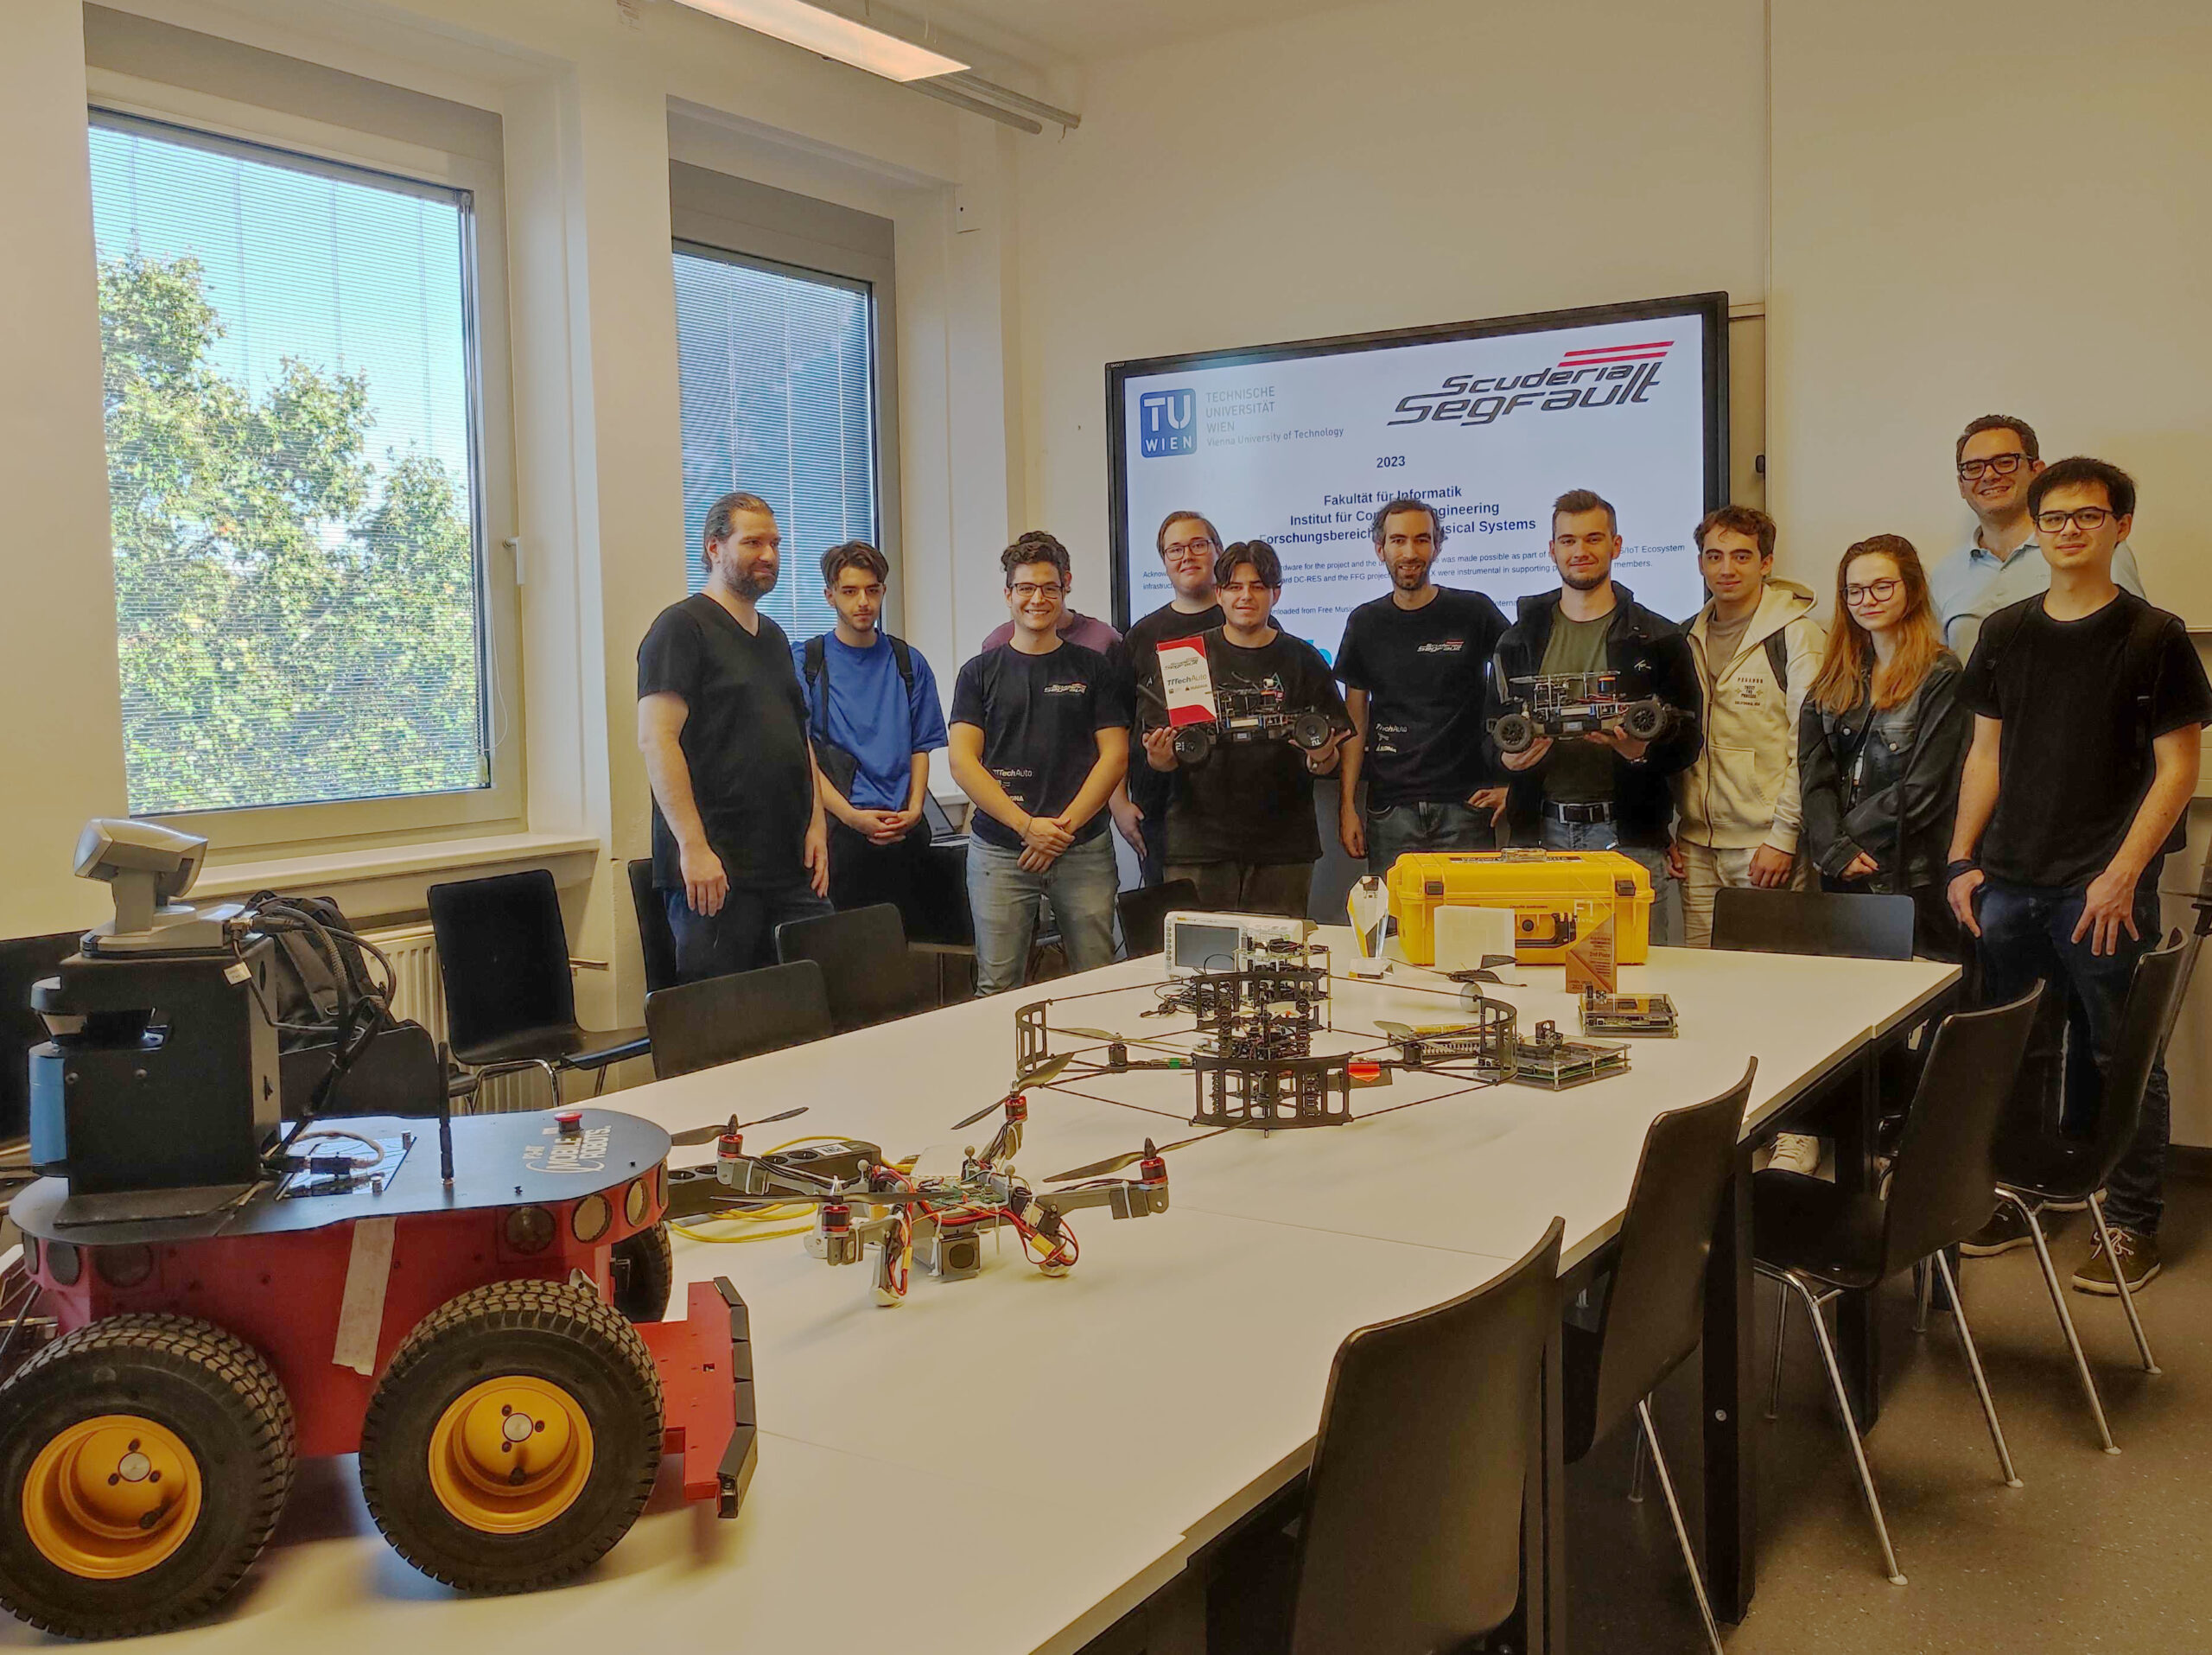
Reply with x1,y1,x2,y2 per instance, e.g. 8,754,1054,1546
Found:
671,0,968,82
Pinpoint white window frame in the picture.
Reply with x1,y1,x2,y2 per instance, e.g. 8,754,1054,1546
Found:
85,67,524,858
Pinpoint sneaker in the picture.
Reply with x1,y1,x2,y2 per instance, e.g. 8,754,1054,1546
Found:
2073,1227,2160,1295
1961,1203,2036,1257
1767,1133,1821,1176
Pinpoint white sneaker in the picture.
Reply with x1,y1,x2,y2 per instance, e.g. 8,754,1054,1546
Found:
1768,1133,1822,1176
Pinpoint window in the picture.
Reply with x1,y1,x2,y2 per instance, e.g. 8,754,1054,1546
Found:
673,244,877,640
88,112,491,818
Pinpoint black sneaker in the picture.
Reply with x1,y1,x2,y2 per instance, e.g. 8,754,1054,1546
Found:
1961,1203,2036,1257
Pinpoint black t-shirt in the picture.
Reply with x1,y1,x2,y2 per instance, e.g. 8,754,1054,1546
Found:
1333,587,1509,808
638,595,813,888
1137,627,1349,866
1961,591,2212,888
950,641,1132,851
1122,601,1225,819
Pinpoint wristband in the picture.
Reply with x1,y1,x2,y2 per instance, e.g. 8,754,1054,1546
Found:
1945,858,1979,886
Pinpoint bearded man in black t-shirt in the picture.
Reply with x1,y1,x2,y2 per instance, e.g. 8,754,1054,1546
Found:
1135,540,1350,920
638,491,831,983
1948,457,2212,1295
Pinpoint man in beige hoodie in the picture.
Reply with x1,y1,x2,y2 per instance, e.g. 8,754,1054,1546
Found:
1673,506,1826,940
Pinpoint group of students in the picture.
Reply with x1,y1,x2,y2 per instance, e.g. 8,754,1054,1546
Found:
636,411,2209,1298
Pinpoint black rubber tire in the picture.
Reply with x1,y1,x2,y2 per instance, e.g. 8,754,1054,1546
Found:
1620,699,1668,742
0,1314,295,1639
1172,726,1213,767
359,1278,663,1594
609,1223,674,1323
1492,711,1536,755
1289,711,1335,752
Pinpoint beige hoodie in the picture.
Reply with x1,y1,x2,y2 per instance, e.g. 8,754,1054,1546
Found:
1675,580,1825,853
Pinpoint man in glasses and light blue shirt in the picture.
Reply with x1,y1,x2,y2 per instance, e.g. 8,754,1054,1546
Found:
1929,414,2145,661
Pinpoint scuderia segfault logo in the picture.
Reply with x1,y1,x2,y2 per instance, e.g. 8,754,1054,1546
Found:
1388,338,1675,429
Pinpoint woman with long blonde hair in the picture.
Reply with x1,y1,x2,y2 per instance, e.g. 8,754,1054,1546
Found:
1799,534,1969,958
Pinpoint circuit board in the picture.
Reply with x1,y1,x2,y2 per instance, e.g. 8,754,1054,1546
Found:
1579,988,1680,1038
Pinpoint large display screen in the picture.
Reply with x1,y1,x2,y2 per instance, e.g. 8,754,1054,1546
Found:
1107,293,1728,658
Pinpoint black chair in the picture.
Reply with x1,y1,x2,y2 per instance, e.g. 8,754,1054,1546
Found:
426,869,650,1108
1756,985,2042,1584
1712,887,1916,961
644,959,833,1079
626,857,680,996
1990,932,2185,1452
1115,878,1200,958
773,903,937,1034
1211,1218,1563,1655
1566,1062,1757,1655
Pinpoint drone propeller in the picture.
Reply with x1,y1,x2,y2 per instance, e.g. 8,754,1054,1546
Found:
950,1093,1019,1132
668,1105,810,1147
1045,1130,1224,1183
1058,1027,1123,1041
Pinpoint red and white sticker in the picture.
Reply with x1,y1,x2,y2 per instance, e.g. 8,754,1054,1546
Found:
1156,636,1217,726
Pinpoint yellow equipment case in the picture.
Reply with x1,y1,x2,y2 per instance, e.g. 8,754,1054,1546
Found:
1386,850,1655,966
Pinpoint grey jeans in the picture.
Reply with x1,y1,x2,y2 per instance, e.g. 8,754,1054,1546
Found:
966,832,1120,996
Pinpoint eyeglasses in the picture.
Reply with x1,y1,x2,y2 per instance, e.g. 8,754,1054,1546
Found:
1846,578,1902,605
2034,507,2117,534
1163,537,1215,559
1958,453,2030,481
1008,581,1065,600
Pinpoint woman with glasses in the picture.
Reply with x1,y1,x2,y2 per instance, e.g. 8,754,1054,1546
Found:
1799,534,1969,959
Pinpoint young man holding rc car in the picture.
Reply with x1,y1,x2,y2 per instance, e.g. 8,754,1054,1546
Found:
1137,539,1350,918
1491,488,1703,943
949,533,1131,995
1671,505,1824,950
1333,496,1512,872
1112,509,1227,886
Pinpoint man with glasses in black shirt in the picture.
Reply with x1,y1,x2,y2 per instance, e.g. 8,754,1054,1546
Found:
1949,458,2210,1294
638,491,831,983
949,532,1131,995
1111,509,1226,886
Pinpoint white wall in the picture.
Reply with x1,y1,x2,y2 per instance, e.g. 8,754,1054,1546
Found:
1012,0,1769,583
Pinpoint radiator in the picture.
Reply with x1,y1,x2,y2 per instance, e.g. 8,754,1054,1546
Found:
361,922,548,1114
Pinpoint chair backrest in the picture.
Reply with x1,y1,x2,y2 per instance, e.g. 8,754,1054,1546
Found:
1287,1217,1563,1655
1579,1060,1757,1459
2088,931,2189,1185
773,904,927,1034
1115,878,1201,958
627,857,680,996
1881,984,2044,1272
1712,888,1916,960
426,869,577,1057
644,960,832,1079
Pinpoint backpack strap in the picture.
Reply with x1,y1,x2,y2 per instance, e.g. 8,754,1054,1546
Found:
802,634,829,740
1764,628,1789,693
887,633,916,692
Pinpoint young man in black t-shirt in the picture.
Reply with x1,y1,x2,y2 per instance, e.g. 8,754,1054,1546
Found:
1949,458,2211,1295
1110,509,1226,886
638,491,831,983
1332,497,1510,872
1135,540,1349,919
949,533,1132,995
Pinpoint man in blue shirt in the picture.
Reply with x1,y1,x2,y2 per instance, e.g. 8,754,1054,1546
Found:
794,541,953,939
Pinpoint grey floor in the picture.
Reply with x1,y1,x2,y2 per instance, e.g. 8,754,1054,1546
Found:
1576,1159,2212,1652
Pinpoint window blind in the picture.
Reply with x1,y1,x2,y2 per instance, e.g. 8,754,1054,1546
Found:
673,244,877,641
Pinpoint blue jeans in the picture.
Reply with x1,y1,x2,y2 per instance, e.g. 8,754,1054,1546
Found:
1538,815,1676,946
664,874,833,984
1365,799,1495,873
967,833,1120,996
1974,874,2171,1235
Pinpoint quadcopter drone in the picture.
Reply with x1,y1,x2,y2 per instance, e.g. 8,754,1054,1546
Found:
1490,671,1673,755
1139,678,1351,767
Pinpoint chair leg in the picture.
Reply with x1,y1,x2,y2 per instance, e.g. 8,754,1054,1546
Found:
1634,1397,1725,1655
1932,1250,2023,1488
1913,1257,1933,1334
1765,1281,1789,1420
589,1064,609,1099
1788,1270,1906,1585
2006,1188,2118,1454
1627,1415,1649,1503
2088,1192,2161,1376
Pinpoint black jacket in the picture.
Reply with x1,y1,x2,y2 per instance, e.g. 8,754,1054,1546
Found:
1488,584,1703,848
1797,652,1967,892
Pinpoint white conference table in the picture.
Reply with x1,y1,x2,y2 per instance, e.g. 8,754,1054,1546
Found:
2,933,1953,1655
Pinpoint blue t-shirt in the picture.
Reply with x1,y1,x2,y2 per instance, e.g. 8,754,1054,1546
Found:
792,631,950,812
